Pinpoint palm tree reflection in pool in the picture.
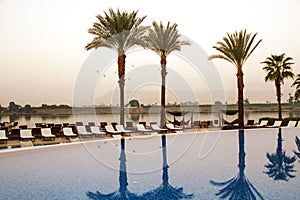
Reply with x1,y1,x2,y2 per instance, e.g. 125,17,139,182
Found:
293,135,300,160
140,134,193,199
210,130,264,199
86,138,139,199
264,128,296,181
87,136,193,199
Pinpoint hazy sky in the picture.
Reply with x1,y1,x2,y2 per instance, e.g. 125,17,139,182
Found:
1,0,300,106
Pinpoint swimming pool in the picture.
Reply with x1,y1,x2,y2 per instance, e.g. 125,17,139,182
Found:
0,128,299,199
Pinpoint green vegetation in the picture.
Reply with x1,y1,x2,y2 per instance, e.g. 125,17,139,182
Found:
127,99,140,107
145,21,190,127
209,29,262,128
2,102,300,117
85,8,149,125
292,74,300,100
262,53,295,119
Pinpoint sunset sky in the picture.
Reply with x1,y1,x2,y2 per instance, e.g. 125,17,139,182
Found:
1,0,300,106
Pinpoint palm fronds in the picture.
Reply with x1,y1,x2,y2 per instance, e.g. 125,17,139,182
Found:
146,21,190,57
86,8,149,52
262,53,295,83
209,29,262,69
292,74,300,100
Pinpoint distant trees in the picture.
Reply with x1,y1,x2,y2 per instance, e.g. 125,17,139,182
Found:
0,102,71,113
127,99,140,107
41,104,71,109
8,102,22,112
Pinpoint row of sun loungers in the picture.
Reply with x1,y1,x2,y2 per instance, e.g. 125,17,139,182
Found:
0,122,183,143
1,119,299,144
245,120,300,128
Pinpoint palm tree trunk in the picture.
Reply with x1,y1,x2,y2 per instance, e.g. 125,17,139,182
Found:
118,52,126,125
237,68,244,129
275,81,282,119
160,56,167,128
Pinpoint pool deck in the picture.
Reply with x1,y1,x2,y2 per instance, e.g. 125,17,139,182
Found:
0,127,220,150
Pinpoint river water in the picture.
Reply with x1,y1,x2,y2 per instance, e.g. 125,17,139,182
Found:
0,111,298,128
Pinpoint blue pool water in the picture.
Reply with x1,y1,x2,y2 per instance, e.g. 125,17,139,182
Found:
0,128,300,199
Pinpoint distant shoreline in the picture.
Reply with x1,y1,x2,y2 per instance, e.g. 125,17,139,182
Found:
0,103,298,116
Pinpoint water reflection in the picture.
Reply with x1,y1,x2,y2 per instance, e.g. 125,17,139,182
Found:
127,113,140,122
87,135,193,199
24,114,31,121
264,128,296,181
86,138,139,199
9,114,20,122
140,135,193,199
293,136,300,160
210,130,264,199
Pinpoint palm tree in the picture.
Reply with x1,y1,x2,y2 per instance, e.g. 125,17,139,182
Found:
264,128,296,181
145,21,190,128
261,53,295,119
85,8,149,125
209,29,262,129
292,74,300,100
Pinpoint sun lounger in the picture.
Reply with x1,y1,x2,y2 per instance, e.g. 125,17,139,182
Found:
75,122,84,126
150,124,167,133
266,120,282,128
20,129,35,141
105,125,122,135
0,130,8,143
285,121,297,128
88,122,96,127
100,122,108,132
10,128,20,140
166,123,183,132
76,126,93,137
126,121,134,130
115,125,132,135
136,124,153,134
256,120,268,128
62,127,77,138
90,126,106,137
31,127,42,139
41,128,56,140
112,134,122,139
193,121,201,128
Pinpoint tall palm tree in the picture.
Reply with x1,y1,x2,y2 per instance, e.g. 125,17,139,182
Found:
264,128,296,181
209,29,262,129
146,21,190,128
292,74,300,100
86,8,149,125
262,53,295,119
